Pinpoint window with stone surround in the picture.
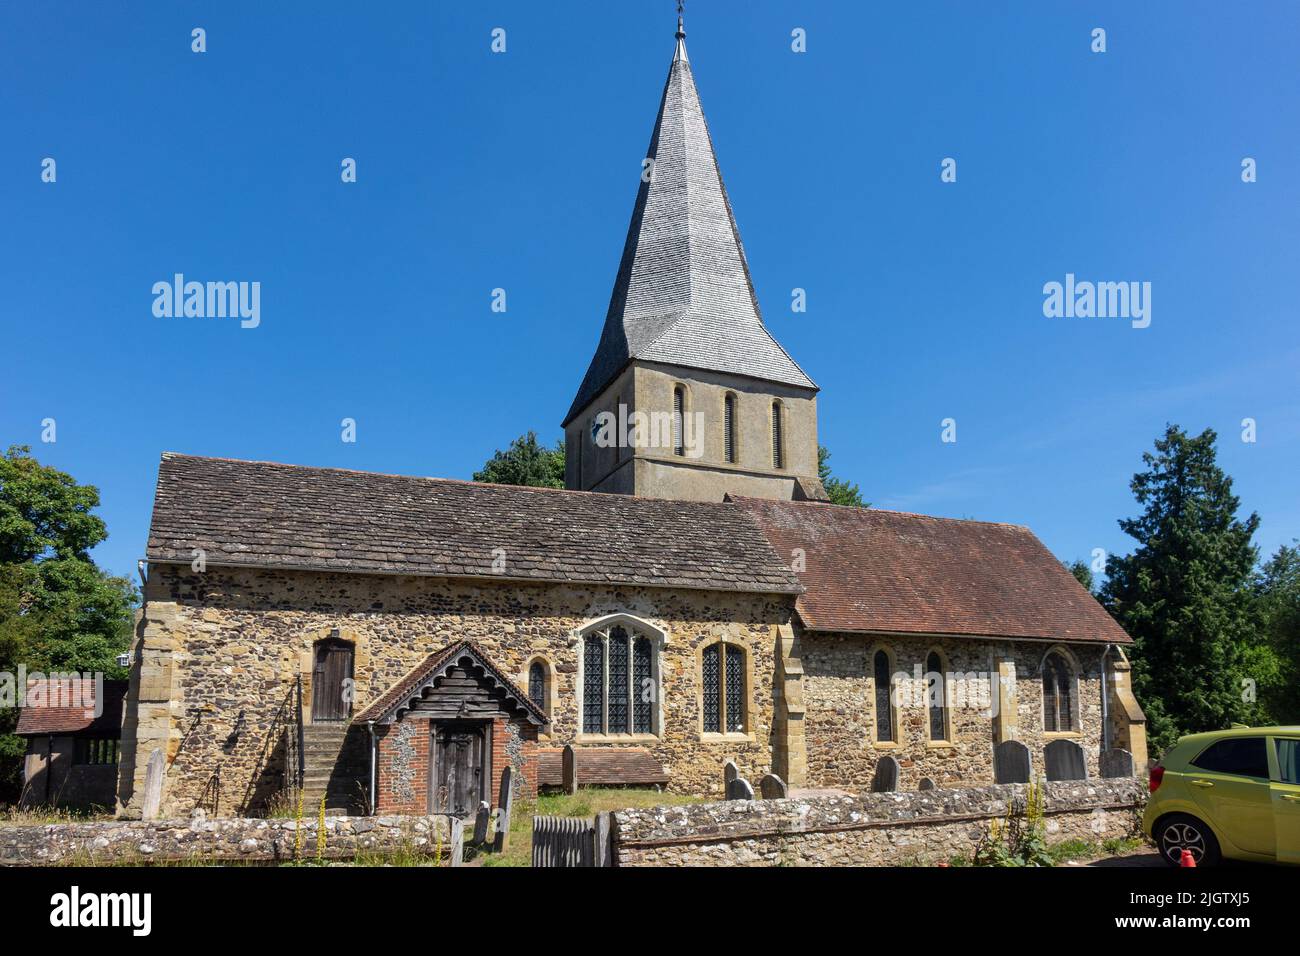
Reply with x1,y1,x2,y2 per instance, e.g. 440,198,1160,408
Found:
672,386,686,456
528,660,547,714
873,649,895,743
701,641,746,734
723,393,737,463
579,618,661,737
771,400,785,469
1042,651,1075,733
926,651,949,742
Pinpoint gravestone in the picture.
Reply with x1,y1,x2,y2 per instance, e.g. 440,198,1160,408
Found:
492,766,515,852
1044,739,1088,781
472,800,491,844
561,744,577,795
448,816,464,867
141,748,165,821
726,777,755,801
993,740,1032,784
870,755,900,793
723,759,739,789
1099,748,1135,779
759,773,787,799
918,778,936,791
594,812,612,867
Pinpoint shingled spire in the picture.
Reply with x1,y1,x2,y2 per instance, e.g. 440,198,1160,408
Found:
563,16,816,426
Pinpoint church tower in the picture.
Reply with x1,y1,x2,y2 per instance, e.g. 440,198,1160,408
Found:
563,14,826,503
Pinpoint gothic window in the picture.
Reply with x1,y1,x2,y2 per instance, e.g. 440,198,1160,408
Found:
528,660,548,715
724,393,737,463
701,641,747,734
771,401,784,468
873,649,894,743
926,651,948,742
673,386,686,456
1042,651,1075,732
580,619,660,736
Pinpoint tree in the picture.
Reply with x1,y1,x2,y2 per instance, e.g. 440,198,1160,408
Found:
1099,426,1273,754
1064,559,1094,593
818,446,868,507
1256,542,1300,723
0,447,136,801
472,432,566,489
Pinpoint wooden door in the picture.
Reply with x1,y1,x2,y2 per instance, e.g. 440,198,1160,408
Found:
311,641,353,722
431,723,486,816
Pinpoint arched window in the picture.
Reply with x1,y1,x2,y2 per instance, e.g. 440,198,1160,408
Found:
1042,652,1075,732
672,386,686,456
701,641,746,733
873,649,894,743
771,400,784,468
723,393,737,463
926,651,948,742
528,660,547,715
581,620,660,736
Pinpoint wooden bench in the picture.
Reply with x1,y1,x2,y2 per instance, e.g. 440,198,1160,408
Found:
536,747,669,790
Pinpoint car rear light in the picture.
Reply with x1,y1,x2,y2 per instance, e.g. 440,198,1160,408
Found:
1149,766,1164,792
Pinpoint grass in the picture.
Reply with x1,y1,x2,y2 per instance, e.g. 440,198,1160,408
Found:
0,805,114,826
1046,836,1147,865
481,787,702,868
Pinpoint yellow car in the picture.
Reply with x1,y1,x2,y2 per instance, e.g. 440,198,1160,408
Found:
1143,726,1300,865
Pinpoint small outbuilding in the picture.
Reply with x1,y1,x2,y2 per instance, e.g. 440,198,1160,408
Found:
17,678,127,811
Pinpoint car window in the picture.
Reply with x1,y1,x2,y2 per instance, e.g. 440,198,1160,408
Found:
1276,739,1300,785
1190,736,1269,778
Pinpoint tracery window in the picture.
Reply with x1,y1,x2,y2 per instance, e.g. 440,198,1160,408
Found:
1042,651,1075,732
701,641,747,734
581,621,659,735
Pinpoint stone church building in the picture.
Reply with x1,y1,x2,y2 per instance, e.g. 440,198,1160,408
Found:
115,20,1144,820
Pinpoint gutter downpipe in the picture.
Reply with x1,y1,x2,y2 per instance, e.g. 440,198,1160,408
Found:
367,721,377,815
1100,644,1113,752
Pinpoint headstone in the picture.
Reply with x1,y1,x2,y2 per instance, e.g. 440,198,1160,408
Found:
870,755,900,793
141,748,165,821
472,800,491,844
594,812,612,867
918,777,936,791
723,759,739,789
1099,748,1135,779
993,740,1032,784
492,766,515,852
561,744,577,795
1044,739,1088,781
448,816,464,867
759,773,787,799
725,777,755,800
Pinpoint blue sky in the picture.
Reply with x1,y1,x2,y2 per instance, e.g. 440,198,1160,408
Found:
2,1,1297,584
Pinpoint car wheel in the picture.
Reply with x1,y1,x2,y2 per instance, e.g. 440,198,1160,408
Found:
1156,814,1221,867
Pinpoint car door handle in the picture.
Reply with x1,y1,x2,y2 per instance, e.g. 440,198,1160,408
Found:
1190,779,1215,788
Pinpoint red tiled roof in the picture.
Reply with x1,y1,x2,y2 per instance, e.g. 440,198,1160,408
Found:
15,679,128,736
536,748,669,788
733,498,1131,644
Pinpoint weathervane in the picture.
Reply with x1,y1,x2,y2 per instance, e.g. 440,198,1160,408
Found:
676,0,686,38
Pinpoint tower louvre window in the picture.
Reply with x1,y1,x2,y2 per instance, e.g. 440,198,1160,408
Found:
771,401,784,469
724,394,736,463
673,387,685,456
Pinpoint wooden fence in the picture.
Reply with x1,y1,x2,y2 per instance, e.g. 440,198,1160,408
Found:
531,812,613,867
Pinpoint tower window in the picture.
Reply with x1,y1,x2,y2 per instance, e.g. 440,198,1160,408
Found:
724,394,736,463
673,386,685,456
771,401,784,469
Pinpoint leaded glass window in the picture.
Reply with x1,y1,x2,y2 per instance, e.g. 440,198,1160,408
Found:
583,635,605,734
873,649,894,743
1043,652,1074,732
927,651,947,742
528,661,546,714
633,636,653,733
702,641,746,734
580,620,659,736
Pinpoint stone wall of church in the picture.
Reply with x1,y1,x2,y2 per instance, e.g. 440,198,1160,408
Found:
118,564,792,818
798,631,1107,791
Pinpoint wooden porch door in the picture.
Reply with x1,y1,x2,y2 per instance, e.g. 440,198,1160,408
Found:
430,723,486,816
311,640,353,723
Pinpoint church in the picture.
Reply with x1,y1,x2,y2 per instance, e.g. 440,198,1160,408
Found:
115,18,1145,820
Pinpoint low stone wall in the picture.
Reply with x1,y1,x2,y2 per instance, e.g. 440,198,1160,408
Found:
0,814,452,866
612,779,1144,866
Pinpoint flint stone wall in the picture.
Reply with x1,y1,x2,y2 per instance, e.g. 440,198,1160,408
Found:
0,814,451,867
613,779,1143,867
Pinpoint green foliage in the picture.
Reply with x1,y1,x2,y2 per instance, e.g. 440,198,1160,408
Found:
0,447,136,802
1099,425,1275,753
1064,559,1095,593
972,779,1053,867
1255,542,1300,722
817,446,868,507
472,431,566,489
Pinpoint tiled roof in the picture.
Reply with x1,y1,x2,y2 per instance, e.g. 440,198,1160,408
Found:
734,497,1131,644
15,679,128,736
146,454,803,595
352,641,545,725
536,747,669,788
564,29,815,425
